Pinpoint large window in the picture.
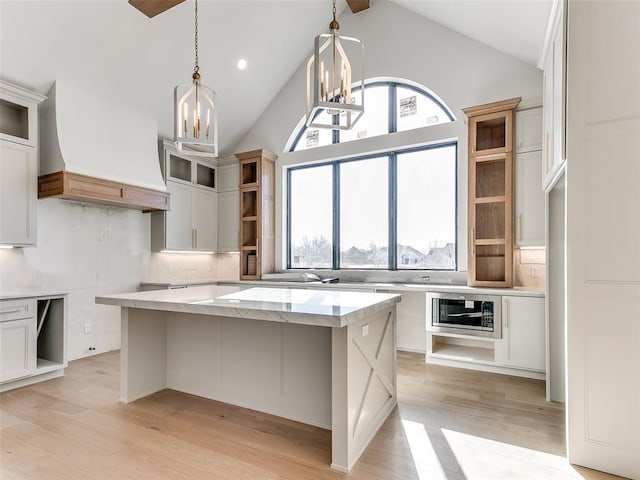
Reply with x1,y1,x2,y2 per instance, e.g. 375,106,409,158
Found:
289,165,333,268
289,80,454,151
287,143,457,270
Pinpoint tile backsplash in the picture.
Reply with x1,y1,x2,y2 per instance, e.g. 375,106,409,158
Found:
514,247,546,289
0,198,238,361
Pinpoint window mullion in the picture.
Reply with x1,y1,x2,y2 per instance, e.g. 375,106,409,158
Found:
286,169,292,269
333,162,340,270
389,84,397,133
389,153,397,270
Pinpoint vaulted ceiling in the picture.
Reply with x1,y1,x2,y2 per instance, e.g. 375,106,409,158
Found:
0,1,551,157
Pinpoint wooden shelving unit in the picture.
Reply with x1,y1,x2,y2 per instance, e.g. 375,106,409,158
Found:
235,149,277,280
463,97,520,287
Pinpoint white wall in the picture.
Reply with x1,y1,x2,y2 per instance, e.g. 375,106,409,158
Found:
234,0,543,276
0,198,238,361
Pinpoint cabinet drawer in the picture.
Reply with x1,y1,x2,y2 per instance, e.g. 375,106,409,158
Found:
0,298,36,322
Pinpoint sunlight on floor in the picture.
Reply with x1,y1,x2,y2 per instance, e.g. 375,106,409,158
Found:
402,419,449,480
402,419,591,480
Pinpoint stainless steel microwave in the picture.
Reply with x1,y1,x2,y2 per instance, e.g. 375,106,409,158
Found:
428,292,502,339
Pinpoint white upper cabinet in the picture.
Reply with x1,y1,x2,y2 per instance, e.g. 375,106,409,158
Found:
216,161,240,253
0,142,38,246
191,188,218,252
0,81,45,148
164,181,193,251
514,105,545,247
0,81,46,247
151,141,219,253
515,105,543,153
541,1,566,190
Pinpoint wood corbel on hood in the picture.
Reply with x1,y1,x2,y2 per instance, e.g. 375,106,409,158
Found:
38,171,169,211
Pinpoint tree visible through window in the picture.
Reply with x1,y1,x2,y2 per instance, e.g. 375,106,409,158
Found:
287,143,457,270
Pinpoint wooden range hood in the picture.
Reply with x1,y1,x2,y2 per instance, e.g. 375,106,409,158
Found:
38,82,169,212
38,171,169,211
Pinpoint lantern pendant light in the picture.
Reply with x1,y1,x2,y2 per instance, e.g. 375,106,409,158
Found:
305,0,364,130
174,0,218,157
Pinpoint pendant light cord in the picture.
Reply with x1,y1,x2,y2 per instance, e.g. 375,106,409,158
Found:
193,0,200,78
329,0,339,31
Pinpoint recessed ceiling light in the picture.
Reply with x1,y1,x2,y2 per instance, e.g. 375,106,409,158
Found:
237,58,247,70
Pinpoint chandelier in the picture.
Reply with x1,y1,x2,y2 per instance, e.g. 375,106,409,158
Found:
305,0,364,130
174,0,217,156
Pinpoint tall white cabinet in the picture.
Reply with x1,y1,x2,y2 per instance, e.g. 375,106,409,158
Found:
514,102,544,247
0,81,46,247
561,1,640,478
216,159,240,253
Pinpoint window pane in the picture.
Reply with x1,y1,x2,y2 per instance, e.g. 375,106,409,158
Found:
339,157,388,268
289,166,333,268
292,126,333,151
397,146,456,269
396,86,452,132
339,86,389,143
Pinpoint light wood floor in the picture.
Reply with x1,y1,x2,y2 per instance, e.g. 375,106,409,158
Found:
0,351,626,480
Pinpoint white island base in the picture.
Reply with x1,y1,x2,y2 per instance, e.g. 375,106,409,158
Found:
98,286,399,472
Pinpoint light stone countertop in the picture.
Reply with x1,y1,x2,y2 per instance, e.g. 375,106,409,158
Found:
0,290,69,300
140,279,544,298
96,285,401,328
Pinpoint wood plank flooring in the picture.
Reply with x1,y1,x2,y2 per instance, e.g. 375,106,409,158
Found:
0,351,626,479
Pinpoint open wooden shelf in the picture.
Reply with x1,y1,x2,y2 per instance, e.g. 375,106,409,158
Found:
235,149,277,280
464,98,519,287
429,334,496,364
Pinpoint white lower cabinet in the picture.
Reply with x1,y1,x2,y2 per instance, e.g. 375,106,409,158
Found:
425,293,545,379
496,296,545,371
0,316,36,382
0,295,66,391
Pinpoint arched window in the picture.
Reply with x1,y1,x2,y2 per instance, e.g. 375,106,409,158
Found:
288,79,455,152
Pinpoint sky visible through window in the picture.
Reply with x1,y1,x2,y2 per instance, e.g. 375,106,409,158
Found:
288,144,456,270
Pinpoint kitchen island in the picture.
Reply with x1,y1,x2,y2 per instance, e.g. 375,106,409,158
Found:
95,285,400,472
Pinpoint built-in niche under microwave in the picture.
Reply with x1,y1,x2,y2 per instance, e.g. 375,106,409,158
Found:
428,293,502,339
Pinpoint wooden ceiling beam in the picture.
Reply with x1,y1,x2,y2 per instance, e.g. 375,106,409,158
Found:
346,0,370,14
129,0,186,18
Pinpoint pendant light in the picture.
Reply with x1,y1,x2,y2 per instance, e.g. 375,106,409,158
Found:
305,0,364,130
174,0,218,157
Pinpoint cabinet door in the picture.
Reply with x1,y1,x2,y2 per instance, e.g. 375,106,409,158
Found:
542,10,566,190
217,190,239,252
468,152,513,287
469,110,514,156
551,20,565,169
515,151,544,246
0,317,36,382
542,48,554,183
498,296,545,371
217,163,239,192
0,141,37,246
191,188,218,252
515,107,543,153
165,181,193,250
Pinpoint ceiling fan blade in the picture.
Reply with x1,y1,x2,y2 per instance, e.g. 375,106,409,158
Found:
129,0,186,18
